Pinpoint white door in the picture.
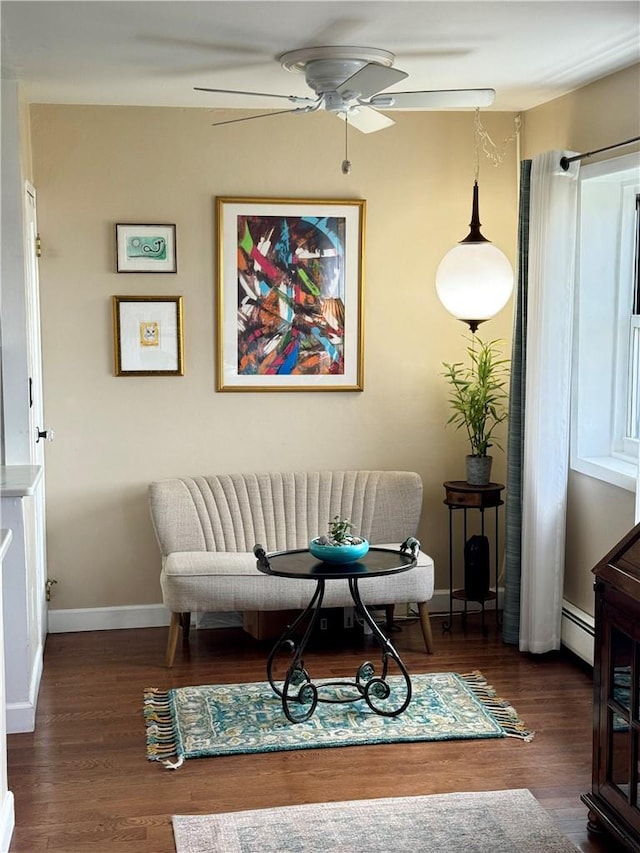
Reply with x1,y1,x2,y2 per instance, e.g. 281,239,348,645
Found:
24,182,50,643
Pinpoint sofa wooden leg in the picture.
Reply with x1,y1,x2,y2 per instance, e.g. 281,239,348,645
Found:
166,612,181,667
418,601,434,654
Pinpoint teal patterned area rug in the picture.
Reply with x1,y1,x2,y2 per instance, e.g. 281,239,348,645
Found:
144,671,533,769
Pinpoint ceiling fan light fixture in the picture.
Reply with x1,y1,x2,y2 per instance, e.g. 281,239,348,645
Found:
323,91,348,111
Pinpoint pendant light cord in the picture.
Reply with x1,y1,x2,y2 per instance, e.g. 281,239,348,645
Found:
474,108,522,173
474,110,481,182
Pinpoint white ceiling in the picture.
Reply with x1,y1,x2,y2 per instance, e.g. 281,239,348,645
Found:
1,1,639,112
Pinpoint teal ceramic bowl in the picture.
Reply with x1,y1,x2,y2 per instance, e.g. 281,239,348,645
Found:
309,538,370,564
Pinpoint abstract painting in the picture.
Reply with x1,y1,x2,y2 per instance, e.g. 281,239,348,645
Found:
216,198,365,391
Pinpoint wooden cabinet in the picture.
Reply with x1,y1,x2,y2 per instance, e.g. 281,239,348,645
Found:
582,522,640,851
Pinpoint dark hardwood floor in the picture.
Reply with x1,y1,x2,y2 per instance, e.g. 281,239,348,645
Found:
7,613,626,852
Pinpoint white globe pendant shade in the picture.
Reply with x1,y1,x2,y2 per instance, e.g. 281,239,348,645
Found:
435,181,514,331
436,242,514,327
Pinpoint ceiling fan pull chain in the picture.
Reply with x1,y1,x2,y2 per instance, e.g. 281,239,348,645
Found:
341,114,352,175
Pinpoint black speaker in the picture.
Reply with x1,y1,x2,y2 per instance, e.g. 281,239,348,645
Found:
464,535,491,601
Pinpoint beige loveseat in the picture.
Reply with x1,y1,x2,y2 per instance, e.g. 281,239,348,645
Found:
149,470,435,666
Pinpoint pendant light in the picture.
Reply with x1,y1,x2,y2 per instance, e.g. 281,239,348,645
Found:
435,110,516,332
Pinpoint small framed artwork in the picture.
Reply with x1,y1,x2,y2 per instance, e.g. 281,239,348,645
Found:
216,197,365,391
115,223,177,273
112,295,184,376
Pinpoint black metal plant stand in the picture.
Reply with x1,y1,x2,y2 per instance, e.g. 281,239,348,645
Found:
441,481,504,637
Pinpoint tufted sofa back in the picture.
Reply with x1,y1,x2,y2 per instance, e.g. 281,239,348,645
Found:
149,470,423,556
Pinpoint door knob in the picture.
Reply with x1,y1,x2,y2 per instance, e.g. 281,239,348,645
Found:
36,427,55,443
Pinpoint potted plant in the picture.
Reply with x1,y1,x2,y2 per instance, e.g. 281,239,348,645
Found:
309,515,370,564
442,336,510,486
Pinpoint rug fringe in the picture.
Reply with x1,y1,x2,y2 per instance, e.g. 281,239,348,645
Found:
459,671,535,741
163,755,185,770
144,688,181,767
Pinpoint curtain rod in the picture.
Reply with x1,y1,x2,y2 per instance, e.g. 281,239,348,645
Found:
559,136,640,171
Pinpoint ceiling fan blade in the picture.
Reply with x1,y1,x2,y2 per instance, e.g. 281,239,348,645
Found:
337,108,395,134
195,87,317,106
336,64,408,100
369,88,496,110
305,18,367,46
211,107,313,128
138,35,271,58
164,59,274,78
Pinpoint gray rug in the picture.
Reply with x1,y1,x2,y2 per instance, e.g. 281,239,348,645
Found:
172,788,578,852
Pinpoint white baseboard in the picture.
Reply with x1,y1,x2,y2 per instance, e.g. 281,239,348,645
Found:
47,593,505,636
47,604,171,634
561,599,594,666
0,791,15,853
6,639,44,734
47,605,247,634
6,700,36,735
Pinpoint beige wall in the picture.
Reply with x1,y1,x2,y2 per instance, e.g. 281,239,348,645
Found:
30,65,640,619
30,105,518,610
524,64,639,615
564,472,635,610
523,64,640,164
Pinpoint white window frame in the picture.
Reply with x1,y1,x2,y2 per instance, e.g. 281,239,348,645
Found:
571,152,640,492
628,314,640,446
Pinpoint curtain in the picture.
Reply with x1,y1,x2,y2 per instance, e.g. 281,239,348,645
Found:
518,150,580,653
502,160,531,645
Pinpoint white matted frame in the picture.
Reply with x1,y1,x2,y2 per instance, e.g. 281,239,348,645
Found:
115,223,177,273
216,197,365,391
112,295,184,376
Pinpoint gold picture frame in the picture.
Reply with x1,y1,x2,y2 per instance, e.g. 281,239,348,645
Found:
112,295,184,376
216,197,365,391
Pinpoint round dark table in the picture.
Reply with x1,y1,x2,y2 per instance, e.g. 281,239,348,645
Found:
253,538,420,723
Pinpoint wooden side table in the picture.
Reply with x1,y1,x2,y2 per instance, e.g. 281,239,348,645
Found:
442,480,504,636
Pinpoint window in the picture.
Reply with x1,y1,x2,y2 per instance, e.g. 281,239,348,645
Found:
627,195,640,444
571,152,640,492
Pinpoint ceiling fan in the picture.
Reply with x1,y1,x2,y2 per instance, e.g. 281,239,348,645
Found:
195,45,495,134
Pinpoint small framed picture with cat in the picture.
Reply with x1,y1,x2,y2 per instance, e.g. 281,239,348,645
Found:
112,295,183,376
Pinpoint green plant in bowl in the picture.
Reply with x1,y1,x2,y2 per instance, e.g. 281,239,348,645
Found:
309,516,370,564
